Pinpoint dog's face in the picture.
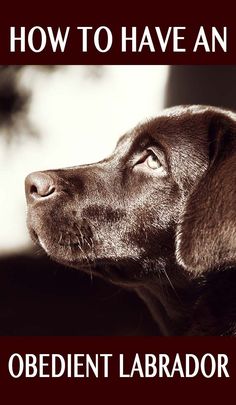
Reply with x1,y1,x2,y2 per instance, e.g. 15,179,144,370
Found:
25,106,236,286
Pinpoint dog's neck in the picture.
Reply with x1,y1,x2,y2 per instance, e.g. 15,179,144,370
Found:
136,278,196,336
136,265,236,336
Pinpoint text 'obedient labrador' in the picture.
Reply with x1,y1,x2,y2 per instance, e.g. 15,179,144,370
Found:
25,105,236,336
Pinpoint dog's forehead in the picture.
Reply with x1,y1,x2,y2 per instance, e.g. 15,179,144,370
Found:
116,106,208,151
115,105,236,159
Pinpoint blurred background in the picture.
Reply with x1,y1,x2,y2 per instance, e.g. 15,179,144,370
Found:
1,65,236,335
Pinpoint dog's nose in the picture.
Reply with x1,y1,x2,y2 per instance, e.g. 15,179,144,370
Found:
25,172,56,203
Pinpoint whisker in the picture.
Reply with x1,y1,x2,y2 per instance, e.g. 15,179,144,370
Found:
162,268,180,301
58,232,63,244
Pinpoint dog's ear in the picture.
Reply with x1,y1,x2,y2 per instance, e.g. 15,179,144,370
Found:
176,109,236,275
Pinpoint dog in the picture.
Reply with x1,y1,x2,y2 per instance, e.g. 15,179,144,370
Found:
25,105,236,336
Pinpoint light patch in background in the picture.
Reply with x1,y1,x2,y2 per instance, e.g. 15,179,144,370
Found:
0,65,169,255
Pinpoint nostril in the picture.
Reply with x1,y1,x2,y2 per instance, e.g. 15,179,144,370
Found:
30,184,55,197
44,186,56,196
25,171,56,202
30,184,38,195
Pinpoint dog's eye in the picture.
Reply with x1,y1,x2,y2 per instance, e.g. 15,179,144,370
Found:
133,147,167,176
146,152,162,170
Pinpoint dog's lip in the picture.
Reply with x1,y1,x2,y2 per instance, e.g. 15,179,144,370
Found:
29,227,39,243
29,228,49,252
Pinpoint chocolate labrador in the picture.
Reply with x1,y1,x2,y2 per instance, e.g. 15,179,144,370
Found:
25,105,236,336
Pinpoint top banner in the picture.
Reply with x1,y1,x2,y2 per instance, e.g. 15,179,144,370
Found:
0,0,236,64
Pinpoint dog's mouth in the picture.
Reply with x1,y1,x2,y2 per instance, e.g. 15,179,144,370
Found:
29,227,39,243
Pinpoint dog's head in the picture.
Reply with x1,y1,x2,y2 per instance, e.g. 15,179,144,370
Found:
25,105,236,285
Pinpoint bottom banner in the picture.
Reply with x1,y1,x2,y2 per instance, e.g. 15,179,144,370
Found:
0,337,234,403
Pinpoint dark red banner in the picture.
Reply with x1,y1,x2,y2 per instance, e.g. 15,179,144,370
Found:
0,337,235,403
0,0,235,64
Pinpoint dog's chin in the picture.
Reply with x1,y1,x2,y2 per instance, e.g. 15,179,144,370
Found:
29,229,146,286
32,233,92,265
